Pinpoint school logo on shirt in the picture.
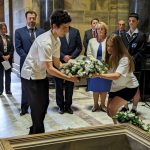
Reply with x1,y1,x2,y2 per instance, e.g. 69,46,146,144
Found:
132,43,137,48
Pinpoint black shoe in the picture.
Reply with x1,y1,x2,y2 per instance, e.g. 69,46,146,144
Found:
131,109,137,114
91,106,98,112
29,126,33,135
120,107,129,112
6,91,12,95
58,108,64,114
65,107,73,114
20,109,29,116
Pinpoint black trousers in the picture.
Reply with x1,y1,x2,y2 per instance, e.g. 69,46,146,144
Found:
54,77,74,109
0,63,11,93
21,77,29,111
20,60,29,111
22,77,49,134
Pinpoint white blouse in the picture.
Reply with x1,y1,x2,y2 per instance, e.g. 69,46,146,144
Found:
87,38,106,61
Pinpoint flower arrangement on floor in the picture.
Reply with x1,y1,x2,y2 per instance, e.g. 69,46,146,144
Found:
59,55,109,77
113,111,150,133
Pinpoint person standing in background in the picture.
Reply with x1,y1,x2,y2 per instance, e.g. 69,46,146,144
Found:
83,18,99,56
114,20,126,36
15,10,45,116
55,26,82,114
87,22,112,112
0,23,14,96
121,13,146,114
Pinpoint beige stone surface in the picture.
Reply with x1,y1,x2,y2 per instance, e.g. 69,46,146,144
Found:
64,0,129,46
0,73,150,139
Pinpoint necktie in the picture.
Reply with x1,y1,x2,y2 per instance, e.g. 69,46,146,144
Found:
97,43,102,58
93,30,96,38
29,28,35,43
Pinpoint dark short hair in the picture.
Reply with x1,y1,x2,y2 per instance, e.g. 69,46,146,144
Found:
25,10,37,18
128,13,139,20
0,23,7,30
50,10,72,27
91,18,99,24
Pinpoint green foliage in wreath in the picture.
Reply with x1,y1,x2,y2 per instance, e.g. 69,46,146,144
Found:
113,112,150,133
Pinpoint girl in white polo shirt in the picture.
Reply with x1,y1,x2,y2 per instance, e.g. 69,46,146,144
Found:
96,34,139,123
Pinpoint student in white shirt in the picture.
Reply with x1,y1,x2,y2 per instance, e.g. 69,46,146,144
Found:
95,34,139,123
21,10,79,134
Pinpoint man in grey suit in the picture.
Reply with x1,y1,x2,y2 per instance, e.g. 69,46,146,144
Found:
83,18,99,56
15,10,45,116
55,26,82,114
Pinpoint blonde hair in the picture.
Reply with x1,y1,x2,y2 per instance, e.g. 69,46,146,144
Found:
96,22,108,35
107,34,135,72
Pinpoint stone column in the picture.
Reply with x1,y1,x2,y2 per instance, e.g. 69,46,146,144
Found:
129,0,150,32
40,0,64,31
0,0,4,22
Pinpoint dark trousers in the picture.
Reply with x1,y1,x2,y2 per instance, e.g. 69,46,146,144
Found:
21,77,29,111
55,77,74,109
0,64,11,93
20,59,29,111
22,77,49,134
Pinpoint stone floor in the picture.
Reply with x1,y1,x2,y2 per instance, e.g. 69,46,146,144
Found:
0,73,150,138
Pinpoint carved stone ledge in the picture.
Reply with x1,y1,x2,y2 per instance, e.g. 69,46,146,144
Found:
0,124,150,150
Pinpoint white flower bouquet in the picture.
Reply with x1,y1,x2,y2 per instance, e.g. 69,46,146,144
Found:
113,111,150,133
59,55,109,77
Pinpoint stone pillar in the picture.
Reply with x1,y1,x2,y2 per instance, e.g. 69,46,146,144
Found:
129,0,150,32
0,0,4,22
40,0,64,31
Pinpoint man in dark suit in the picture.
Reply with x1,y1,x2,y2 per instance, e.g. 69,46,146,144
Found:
121,13,146,114
55,26,82,114
114,20,126,36
83,18,99,56
0,23,14,96
15,10,45,116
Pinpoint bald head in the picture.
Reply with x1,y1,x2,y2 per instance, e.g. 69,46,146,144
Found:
117,20,125,31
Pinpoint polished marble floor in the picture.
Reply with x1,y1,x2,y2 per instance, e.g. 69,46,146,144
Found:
0,73,150,138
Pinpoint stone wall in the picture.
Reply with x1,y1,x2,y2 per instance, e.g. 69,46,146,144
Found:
0,0,4,22
4,0,9,33
11,0,129,41
64,0,129,39
3,0,129,71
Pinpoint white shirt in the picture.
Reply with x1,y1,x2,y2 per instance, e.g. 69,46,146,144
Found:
127,28,139,37
65,31,69,44
110,57,139,92
21,30,61,80
1,34,7,52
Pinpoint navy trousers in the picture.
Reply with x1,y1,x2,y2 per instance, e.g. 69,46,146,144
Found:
55,77,74,109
